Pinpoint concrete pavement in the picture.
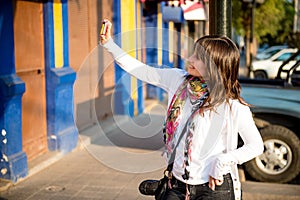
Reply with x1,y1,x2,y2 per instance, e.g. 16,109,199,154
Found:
0,100,299,200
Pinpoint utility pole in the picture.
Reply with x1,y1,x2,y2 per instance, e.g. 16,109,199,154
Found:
249,0,256,77
209,0,232,38
294,0,300,33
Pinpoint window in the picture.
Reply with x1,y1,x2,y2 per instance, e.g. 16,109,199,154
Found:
275,53,293,61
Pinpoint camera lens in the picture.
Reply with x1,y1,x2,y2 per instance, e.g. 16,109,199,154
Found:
139,179,160,195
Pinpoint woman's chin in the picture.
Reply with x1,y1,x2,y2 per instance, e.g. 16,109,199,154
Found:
188,69,201,77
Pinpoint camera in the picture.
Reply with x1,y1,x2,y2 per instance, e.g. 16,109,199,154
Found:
100,21,108,35
138,179,160,195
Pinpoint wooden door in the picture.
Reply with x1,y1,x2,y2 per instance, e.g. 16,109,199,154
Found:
14,0,47,161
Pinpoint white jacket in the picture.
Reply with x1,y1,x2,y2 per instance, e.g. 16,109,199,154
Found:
103,39,264,200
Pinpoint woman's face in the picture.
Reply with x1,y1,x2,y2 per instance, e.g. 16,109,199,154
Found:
187,53,207,78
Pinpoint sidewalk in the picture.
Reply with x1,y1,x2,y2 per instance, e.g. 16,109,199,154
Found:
0,100,299,200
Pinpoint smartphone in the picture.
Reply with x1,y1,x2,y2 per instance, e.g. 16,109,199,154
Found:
100,21,108,35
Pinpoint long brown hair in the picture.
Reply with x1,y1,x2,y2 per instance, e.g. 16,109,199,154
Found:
194,35,248,107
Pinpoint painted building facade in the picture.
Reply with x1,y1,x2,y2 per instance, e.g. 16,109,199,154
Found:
0,0,208,182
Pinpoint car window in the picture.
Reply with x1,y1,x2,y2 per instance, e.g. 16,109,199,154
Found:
268,49,282,55
274,53,293,61
291,66,300,87
262,49,282,59
295,54,300,61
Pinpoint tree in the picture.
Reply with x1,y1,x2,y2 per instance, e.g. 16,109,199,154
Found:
256,0,295,46
232,0,295,46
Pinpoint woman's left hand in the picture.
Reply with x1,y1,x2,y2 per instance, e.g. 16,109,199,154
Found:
208,176,224,191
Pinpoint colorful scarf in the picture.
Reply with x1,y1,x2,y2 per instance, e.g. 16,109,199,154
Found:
164,75,209,180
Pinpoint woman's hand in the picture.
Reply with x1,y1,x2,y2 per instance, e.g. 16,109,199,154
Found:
208,176,224,191
99,19,112,45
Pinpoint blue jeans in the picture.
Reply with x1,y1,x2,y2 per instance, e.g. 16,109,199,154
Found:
162,174,235,200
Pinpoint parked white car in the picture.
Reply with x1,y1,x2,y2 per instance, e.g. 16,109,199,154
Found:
252,48,299,79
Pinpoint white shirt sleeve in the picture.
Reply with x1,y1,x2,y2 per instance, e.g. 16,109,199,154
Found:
102,39,187,92
231,106,264,164
209,104,264,180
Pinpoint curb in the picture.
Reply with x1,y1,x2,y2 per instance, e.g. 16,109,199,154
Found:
242,181,300,200
0,179,12,192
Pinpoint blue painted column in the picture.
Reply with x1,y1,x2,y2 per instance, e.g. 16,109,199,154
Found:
160,3,170,102
0,0,28,182
113,0,133,116
43,0,78,153
136,0,144,114
144,4,159,99
175,22,183,69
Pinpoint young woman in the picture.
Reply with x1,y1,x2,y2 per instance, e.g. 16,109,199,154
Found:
100,20,263,200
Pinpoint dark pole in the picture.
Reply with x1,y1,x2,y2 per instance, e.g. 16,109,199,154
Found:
249,0,256,77
209,0,232,38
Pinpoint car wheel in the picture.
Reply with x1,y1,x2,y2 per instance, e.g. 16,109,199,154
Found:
244,125,300,183
254,70,268,79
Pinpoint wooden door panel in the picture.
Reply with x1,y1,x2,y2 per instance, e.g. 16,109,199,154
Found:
17,70,47,160
14,0,47,161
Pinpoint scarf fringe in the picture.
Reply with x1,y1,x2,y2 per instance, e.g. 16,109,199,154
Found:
185,183,190,200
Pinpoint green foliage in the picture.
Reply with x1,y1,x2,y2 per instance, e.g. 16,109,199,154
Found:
232,0,250,36
232,0,244,35
232,0,295,46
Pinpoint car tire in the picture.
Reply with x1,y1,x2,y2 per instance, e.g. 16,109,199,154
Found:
244,125,300,183
254,70,268,79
